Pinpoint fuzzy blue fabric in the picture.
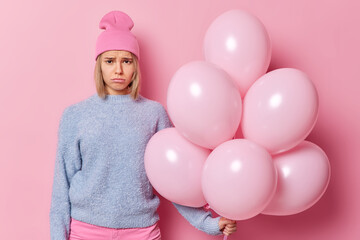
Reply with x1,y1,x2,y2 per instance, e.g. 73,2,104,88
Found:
50,93,221,240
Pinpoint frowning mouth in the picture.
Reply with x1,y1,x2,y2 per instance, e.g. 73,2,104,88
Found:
112,78,126,82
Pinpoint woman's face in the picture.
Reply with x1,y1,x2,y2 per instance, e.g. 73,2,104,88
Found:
100,50,136,95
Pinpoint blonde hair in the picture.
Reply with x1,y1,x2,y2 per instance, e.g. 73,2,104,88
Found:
94,52,141,100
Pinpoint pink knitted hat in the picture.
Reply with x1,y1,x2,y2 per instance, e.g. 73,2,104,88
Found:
95,11,140,60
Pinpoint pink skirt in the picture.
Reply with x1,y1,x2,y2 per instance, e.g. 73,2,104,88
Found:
69,218,161,240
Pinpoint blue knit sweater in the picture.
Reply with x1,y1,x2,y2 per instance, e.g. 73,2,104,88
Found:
49,93,222,240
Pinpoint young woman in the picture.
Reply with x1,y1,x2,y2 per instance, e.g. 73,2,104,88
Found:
49,10,237,240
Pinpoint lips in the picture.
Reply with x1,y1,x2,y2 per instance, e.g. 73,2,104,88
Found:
112,78,125,83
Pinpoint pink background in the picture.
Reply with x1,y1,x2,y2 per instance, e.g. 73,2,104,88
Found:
0,0,359,239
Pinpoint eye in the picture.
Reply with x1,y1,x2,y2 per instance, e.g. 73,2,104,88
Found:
123,60,133,64
106,60,113,64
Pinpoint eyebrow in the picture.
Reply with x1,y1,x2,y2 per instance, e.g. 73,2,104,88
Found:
103,57,133,60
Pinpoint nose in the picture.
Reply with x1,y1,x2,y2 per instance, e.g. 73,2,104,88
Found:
115,61,123,75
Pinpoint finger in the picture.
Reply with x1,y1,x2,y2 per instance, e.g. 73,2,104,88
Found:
223,218,236,223
224,230,234,236
224,225,236,231
225,225,237,232
219,218,227,230
226,223,236,227
225,226,236,231
225,224,237,230
225,227,236,234
227,228,237,234
224,219,235,225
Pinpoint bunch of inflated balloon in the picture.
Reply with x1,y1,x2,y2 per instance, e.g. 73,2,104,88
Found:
144,9,331,237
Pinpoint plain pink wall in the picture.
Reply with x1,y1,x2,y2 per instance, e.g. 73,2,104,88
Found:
0,0,359,239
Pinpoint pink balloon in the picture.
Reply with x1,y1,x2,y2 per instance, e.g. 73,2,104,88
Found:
144,127,210,207
241,68,319,154
202,139,277,220
167,61,242,149
262,141,331,215
204,9,271,97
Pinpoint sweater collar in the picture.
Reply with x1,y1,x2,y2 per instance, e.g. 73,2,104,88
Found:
91,93,136,104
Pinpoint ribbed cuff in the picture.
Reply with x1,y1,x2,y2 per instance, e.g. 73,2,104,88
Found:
204,216,223,236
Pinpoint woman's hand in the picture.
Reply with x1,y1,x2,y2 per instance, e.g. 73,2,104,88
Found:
219,217,237,236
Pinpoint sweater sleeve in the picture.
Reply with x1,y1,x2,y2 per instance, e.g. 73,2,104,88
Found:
155,103,222,236
156,103,174,131
49,107,82,240
172,203,223,235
